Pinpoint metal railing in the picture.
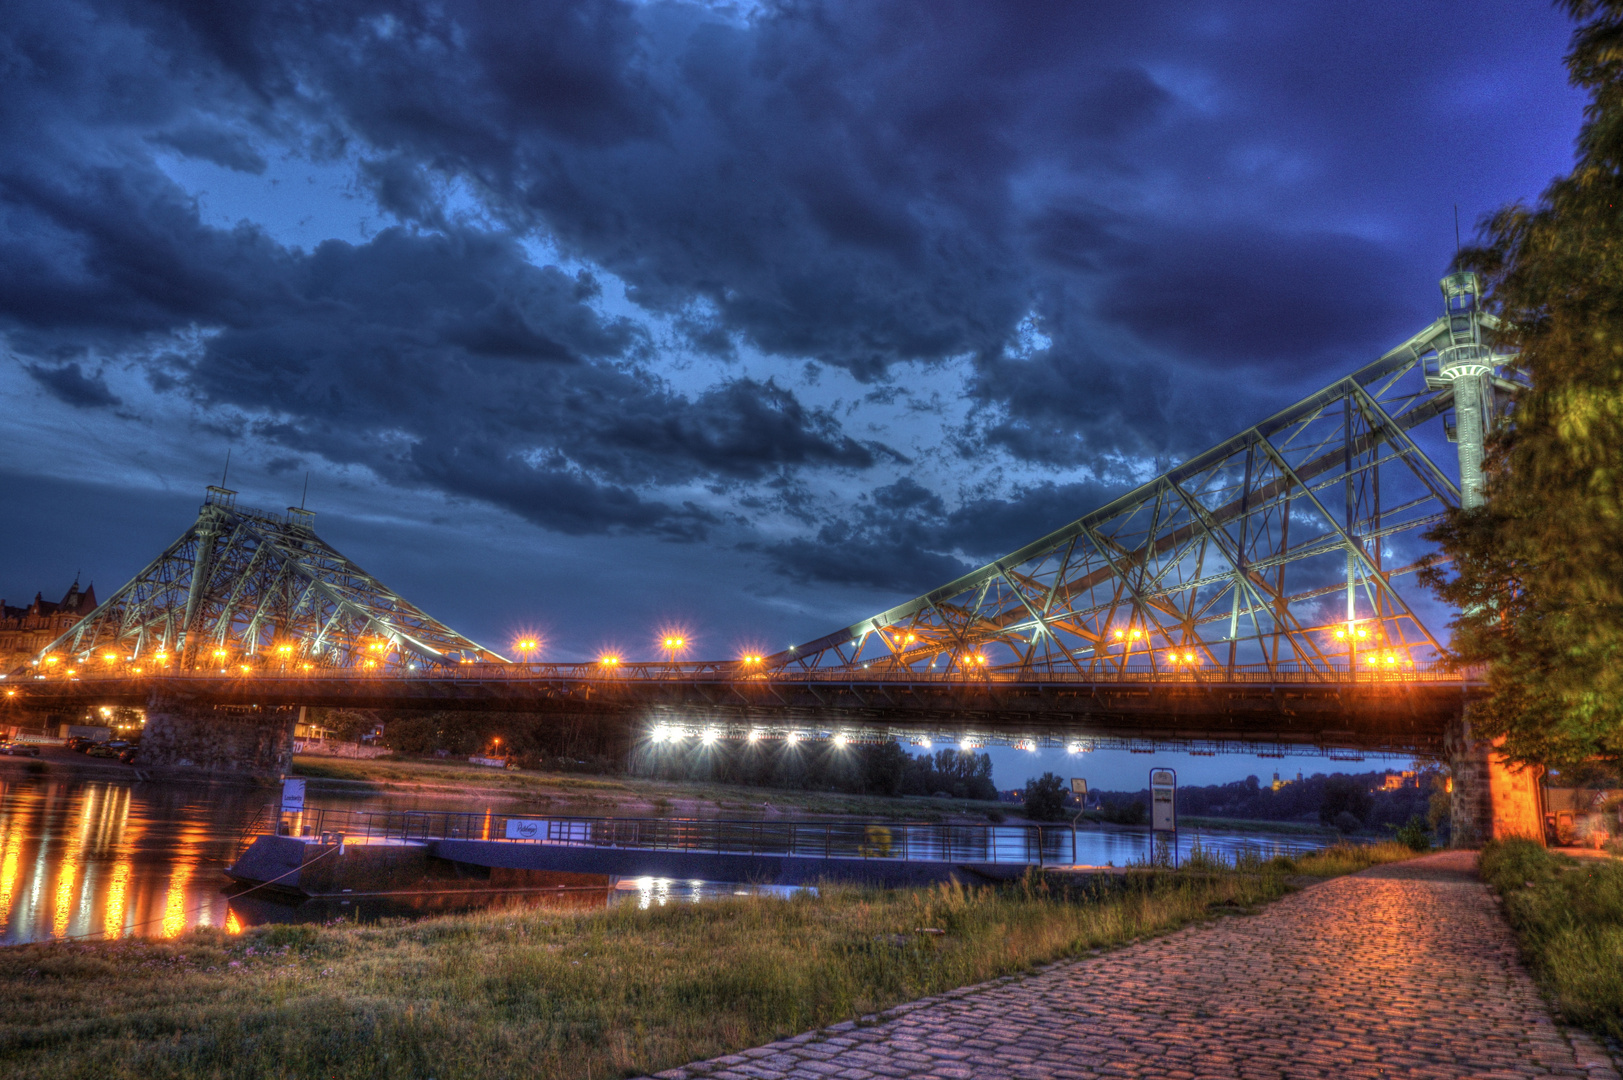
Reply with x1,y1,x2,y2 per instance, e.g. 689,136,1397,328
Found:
269,806,1081,865
38,659,1480,686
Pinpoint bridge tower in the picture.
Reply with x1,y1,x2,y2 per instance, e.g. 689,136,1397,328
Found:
1435,271,1498,510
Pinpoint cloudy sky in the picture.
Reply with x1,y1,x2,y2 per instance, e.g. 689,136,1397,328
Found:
0,1,1586,785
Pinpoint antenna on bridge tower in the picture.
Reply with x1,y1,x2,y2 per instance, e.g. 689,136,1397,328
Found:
1454,204,1461,255
300,472,310,510
220,448,231,488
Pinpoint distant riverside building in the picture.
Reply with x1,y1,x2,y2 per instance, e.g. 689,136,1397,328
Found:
0,581,97,671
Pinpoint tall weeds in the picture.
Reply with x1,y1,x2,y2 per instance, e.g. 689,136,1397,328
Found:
1481,839,1623,1041
0,845,1417,1080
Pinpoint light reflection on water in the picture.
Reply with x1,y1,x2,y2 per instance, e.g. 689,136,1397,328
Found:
618,876,809,910
0,773,1328,945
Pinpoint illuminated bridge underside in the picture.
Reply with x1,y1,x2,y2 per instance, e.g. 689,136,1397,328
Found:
23,671,1474,756
774,312,1514,685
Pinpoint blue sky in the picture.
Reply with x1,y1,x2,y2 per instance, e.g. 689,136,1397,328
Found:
0,0,1587,788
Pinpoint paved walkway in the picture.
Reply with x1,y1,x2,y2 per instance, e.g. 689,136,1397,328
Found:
643,851,1617,1080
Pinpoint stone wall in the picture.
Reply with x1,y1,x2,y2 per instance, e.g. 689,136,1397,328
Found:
137,699,297,780
1447,713,1544,846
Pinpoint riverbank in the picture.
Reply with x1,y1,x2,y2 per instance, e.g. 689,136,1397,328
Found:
1481,838,1623,1043
291,755,1019,821
0,844,1414,1080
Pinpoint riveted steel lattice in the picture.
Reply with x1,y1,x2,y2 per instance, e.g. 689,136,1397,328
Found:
31,487,502,673
773,300,1520,680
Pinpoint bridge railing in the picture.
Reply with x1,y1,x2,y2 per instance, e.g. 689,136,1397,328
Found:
43,659,1479,685
270,806,1084,865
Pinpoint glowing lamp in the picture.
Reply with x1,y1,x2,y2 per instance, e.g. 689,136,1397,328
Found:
833,734,848,747
959,737,975,751
747,729,761,743
600,655,620,667
1113,629,1125,640
44,656,58,665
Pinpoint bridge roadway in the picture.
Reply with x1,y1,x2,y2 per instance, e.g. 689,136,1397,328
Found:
9,662,1479,754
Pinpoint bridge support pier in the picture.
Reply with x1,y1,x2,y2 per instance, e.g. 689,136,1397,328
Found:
1446,714,1543,847
135,697,298,780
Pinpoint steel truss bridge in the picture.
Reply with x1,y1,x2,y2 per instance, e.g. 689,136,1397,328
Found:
9,275,1515,757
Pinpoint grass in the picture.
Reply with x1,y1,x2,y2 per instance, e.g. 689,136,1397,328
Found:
1481,839,1623,1041
0,843,1417,1080
292,756,1015,821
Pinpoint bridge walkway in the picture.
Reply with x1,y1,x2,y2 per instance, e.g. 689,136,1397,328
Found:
637,851,1617,1080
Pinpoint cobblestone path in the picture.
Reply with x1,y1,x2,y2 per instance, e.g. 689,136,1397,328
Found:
641,851,1616,1080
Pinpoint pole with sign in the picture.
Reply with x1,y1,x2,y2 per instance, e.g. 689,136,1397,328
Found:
1070,778,1088,865
1150,768,1176,867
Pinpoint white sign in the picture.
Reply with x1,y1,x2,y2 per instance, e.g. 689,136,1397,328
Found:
280,778,306,812
1070,778,1087,796
1150,768,1176,832
504,818,546,841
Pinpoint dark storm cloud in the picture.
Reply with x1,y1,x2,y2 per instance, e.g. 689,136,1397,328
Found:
761,475,1125,593
23,361,122,408
0,0,1581,565
115,0,1538,444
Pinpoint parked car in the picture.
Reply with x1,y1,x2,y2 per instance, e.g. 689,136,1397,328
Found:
84,744,120,759
66,736,95,752
0,743,39,757
117,747,139,764
103,740,130,751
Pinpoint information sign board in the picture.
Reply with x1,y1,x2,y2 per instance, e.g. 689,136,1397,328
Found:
1149,768,1176,832
280,778,306,813
1070,778,1087,797
504,818,545,841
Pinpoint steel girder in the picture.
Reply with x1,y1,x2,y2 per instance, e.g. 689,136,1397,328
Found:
772,315,1491,679
27,487,502,673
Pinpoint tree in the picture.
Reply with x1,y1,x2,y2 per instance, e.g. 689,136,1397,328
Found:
1422,0,1623,766
1318,775,1372,826
1023,772,1069,821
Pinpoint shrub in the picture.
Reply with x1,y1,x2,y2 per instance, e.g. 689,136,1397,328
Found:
1394,814,1432,851
1101,798,1147,826
1022,772,1069,821
1331,810,1363,834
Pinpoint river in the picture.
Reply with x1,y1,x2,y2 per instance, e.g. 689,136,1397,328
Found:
0,772,1330,946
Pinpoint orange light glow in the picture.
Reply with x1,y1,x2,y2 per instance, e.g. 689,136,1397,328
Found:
1113,629,1125,640
102,653,117,663
212,649,227,659
513,638,540,654
225,911,243,935
1183,652,1195,663
4,690,14,698
132,668,142,675
363,660,377,670
1129,629,1142,640
275,645,292,656
239,665,251,674
43,656,59,665
1333,629,1346,641
600,655,620,667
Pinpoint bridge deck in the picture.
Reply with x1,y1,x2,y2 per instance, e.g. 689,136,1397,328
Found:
8,668,1477,753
